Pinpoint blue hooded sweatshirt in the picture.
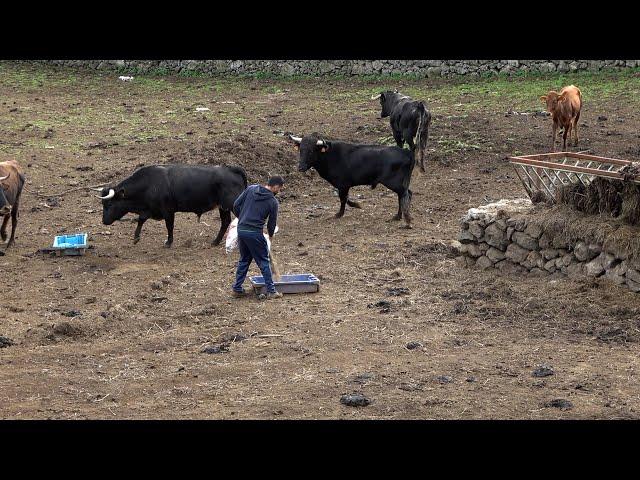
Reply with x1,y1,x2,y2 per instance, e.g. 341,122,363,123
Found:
233,184,279,237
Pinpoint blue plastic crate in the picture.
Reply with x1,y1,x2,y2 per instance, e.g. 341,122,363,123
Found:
249,274,320,295
52,233,88,255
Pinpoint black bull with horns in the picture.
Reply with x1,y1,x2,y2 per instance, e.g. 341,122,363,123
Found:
95,164,247,247
290,134,415,228
371,90,431,173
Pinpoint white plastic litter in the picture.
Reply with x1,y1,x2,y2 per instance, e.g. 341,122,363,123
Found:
195,107,210,112
118,76,134,82
224,218,279,254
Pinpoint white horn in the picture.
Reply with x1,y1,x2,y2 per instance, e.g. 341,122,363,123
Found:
97,188,115,200
316,139,326,146
371,94,381,100
0,175,8,182
289,135,302,143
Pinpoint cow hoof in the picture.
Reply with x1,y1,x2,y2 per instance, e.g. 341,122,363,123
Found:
133,237,140,245
164,241,173,248
388,215,402,222
403,224,413,230
334,213,344,219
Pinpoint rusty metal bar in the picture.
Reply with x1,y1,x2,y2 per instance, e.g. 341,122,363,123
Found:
509,157,639,182
510,152,634,167
514,166,533,197
547,167,569,188
518,165,542,198
530,167,555,198
539,168,562,194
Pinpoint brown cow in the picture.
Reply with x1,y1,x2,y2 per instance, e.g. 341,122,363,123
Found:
540,85,582,152
0,160,25,253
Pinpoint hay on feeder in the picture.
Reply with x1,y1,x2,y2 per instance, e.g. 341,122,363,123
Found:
555,182,587,211
530,190,551,204
582,180,601,215
619,182,640,226
582,177,624,216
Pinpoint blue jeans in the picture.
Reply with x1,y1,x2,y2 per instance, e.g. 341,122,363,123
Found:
232,229,276,294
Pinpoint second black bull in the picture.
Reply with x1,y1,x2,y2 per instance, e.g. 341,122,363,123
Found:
372,90,431,173
291,133,415,228
96,164,247,247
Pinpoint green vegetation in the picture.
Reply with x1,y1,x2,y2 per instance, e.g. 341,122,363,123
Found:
435,137,483,154
1,61,639,160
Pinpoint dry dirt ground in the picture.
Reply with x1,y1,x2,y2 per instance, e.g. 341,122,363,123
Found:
1,63,640,419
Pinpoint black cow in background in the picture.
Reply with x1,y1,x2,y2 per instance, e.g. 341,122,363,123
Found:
95,164,247,247
291,133,415,228
371,90,431,173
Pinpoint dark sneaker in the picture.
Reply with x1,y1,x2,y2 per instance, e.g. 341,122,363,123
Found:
266,291,283,300
231,290,248,298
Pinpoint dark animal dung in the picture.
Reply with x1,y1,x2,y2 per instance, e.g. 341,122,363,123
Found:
351,372,375,384
436,375,454,384
532,365,554,378
202,344,230,354
218,332,247,343
544,399,573,410
340,393,371,407
387,287,410,296
368,300,391,313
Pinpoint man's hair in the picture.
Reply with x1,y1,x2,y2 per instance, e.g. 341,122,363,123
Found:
267,175,285,187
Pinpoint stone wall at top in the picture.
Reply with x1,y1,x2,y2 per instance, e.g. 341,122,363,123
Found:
35,60,640,77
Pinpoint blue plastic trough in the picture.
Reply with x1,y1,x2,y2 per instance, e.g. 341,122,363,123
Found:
52,233,88,256
249,274,320,295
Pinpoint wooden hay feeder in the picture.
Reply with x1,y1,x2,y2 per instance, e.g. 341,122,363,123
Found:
509,152,640,203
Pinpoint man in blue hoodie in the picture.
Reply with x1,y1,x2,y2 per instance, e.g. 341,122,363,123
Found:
231,175,285,299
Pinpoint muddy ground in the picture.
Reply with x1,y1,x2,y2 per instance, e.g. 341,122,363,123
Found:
1,63,640,419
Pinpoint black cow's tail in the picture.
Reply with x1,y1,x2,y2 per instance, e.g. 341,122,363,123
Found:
415,103,431,172
227,165,248,188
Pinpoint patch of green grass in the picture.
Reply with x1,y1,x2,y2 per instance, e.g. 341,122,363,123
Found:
376,135,396,146
435,137,482,154
178,68,209,78
0,62,80,89
264,85,284,94
252,71,277,80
